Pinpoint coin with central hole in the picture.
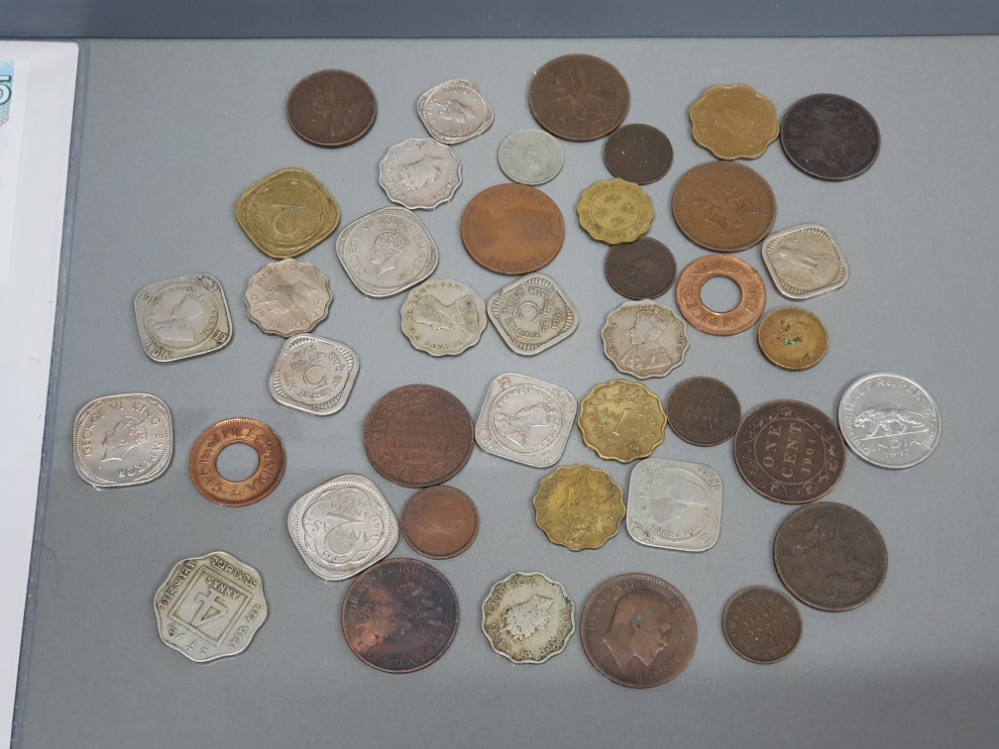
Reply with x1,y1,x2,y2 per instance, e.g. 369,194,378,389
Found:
675,255,766,336
189,417,285,506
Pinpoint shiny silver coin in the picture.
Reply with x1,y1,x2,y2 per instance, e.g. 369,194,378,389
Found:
601,300,688,379
762,224,849,300
481,571,575,664
626,458,722,552
497,129,564,185
487,273,578,356
401,278,486,356
244,259,332,336
417,78,494,145
134,273,232,362
269,333,359,416
378,137,462,210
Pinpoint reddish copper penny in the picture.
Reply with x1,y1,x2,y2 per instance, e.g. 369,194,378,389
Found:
188,417,286,506
401,486,479,559
286,69,377,147
528,54,630,142
675,255,766,336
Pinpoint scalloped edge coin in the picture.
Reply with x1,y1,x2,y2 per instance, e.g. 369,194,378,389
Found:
482,572,575,664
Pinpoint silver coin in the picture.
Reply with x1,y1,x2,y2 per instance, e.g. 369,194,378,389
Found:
838,372,941,469
487,273,578,356
417,78,494,145
762,224,849,300
336,206,439,298
481,571,575,664
269,333,359,416
287,475,399,581
73,393,173,488
153,550,268,663
378,137,462,210
497,129,564,185
601,300,688,379
626,458,722,552
475,373,577,468
134,273,232,362
244,259,332,336
401,278,486,356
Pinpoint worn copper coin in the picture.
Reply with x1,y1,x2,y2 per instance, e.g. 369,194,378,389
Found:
774,502,888,611
734,400,846,504
757,306,829,370
363,385,474,488
722,586,802,664
666,376,741,446
287,69,377,147
675,255,766,336
189,417,286,506
604,237,676,300
401,485,479,559
781,94,880,180
341,558,459,673
603,123,673,184
580,573,697,688
528,54,630,142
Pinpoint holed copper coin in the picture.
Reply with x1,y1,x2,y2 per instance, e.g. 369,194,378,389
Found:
604,237,677,300
780,94,880,181
363,384,474,488
722,586,802,664
287,69,377,147
341,558,459,673
189,417,285,506
603,123,673,184
666,376,741,446
675,255,766,336
528,54,630,142
401,485,479,559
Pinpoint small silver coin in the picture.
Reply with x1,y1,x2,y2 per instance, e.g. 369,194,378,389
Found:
601,300,688,379
497,129,564,185
269,333,359,416
134,273,232,362
417,78,494,145
401,278,486,356
626,458,722,552
487,273,578,356
244,259,332,336
762,224,849,300
481,571,575,664
378,137,462,210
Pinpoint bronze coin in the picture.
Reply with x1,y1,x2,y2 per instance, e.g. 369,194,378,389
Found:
460,184,565,275
774,502,888,611
528,54,630,142
671,161,776,252
603,237,677,300
401,485,479,559
780,94,880,181
341,558,459,673
675,255,766,336
722,586,802,664
603,123,673,184
188,417,285,506
757,306,829,370
733,400,846,504
666,376,741,446
580,573,697,688
287,69,377,147
363,384,474,488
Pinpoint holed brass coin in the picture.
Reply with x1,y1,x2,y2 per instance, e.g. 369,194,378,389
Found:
757,306,828,370
578,379,666,463
533,464,624,551
577,179,654,246
689,83,779,160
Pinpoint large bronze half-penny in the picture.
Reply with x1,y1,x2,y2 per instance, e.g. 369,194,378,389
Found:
733,400,846,504
363,385,474,488
287,69,377,147
666,376,741,446
722,586,802,664
401,485,479,559
341,558,459,673
528,54,630,142
189,417,286,506
603,123,673,184
580,573,697,688
780,94,880,181
604,237,676,300
675,255,766,336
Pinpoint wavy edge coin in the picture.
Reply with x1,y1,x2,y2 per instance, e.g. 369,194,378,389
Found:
481,572,575,664
417,78,494,144
578,379,667,463
601,300,688,379
378,137,462,210
533,464,625,551
689,83,780,160
244,259,333,337
577,178,655,245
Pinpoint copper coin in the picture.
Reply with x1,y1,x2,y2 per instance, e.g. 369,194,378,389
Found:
675,255,766,336
460,184,565,275
401,485,479,559
188,417,285,506
722,586,802,664
341,558,459,673
666,376,741,446
671,162,776,252
733,400,846,504
287,69,377,147
774,502,888,611
363,384,474,488
603,123,673,184
757,306,829,370
580,573,697,688
780,94,880,181
528,54,630,142
603,237,676,300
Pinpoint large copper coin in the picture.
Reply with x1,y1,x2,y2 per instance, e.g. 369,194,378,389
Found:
675,255,766,336
733,400,845,504
287,69,377,147
460,184,565,275
780,94,880,181
401,485,479,559
580,573,697,688
363,385,474,488
666,376,741,446
189,417,286,506
774,502,888,611
603,123,673,184
671,162,776,252
528,54,630,142
341,558,459,673
722,586,802,664
604,237,676,300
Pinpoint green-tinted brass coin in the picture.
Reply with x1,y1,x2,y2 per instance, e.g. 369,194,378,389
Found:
533,464,624,551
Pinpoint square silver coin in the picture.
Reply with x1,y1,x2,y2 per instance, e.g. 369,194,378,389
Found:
269,333,359,415
627,458,722,552
134,273,232,362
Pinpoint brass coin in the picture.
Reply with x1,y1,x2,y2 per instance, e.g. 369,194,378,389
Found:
532,464,624,551
401,486,479,560
287,69,377,147
689,83,780,160
722,586,802,664
666,376,741,446
757,306,828,370
528,54,629,142
189,417,286,507
675,255,766,336
577,179,655,245
578,379,666,463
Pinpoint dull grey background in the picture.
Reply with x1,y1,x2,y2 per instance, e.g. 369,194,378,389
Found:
16,38,999,748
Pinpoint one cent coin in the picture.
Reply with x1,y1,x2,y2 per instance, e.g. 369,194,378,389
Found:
341,558,459,673
689,84,780,160
189,417,286,506
363,385,474,488
757,306,829,370
603,123,673,184
528,54,630,141
781,94,880,181
580,573,697,688
401,485,479,559
577,179,655,245
675,255,766,336
666,376,741,446
287,69,377,147
604,237,677,300
722,586,802,664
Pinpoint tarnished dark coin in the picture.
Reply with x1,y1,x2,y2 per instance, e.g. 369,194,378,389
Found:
580,573,697,688
287,69,377,147
603,237,676,300
528,54,630,142
666,377,741,446
363,385,474,488
780,94,880,180
341,558,459,673
774,502,888,611
722,586,802,664
603,123,673,184
401,485,479,559
733,400,845,504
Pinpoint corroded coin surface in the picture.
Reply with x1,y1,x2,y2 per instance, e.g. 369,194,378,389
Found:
577,179,654,245
665,377,741,446
487,274,578,356
604,237,677,300
533,464,624,551
498,129,564,185
603,123,673,184
401,485,479,560
482,572,575,664
578,380,667,463
722,586,802,664
781,94,880,180
269,333,359,416
601,300,688,379
189,417,286,507
528,54,630,141
244,259,332,336
626,458,722,552
286,69,377,147
689,84,780,160
417,78,494,144
757,306,828,370
378,137,462,210
675,255,766,336
762,224,849,300
134,273,232,362
401,279,486,357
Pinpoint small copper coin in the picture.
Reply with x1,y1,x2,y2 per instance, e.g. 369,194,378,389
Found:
189,417,285,506
781,94,880,181
774,502,888,611
666,376,741,446
460,184,565,275
604,237,677,300
671,162,776,252
528,54,630,142
722,586,802,664
401,486,479,559
287,69,377,147
580,573,697,688
757,306,829,370
733,400,846,504
363,385,474,488
341,558,459,673
675,255,766,336
603,123,673,184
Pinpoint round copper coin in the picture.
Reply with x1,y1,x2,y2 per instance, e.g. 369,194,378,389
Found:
401,485,479,559
287,69,377,147
774,502,888,611
671,162,776,252
757,306,829,370
580,573,697,688
189,417,286,506
363,384,474,488
722,586,802,664
675,255,766,336
341,558,459,673
604,237,676,299
733,400,846,504
528,54,630,142
781,94,880,181
460,184,565,275
603,123,673,184
666,376,741,446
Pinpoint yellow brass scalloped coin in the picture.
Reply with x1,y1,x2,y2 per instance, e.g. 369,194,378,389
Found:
578,379,666,463
757,306,829,370
533,464,624,551
576,178,654,245
236,167,340,258
689,84,779,160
